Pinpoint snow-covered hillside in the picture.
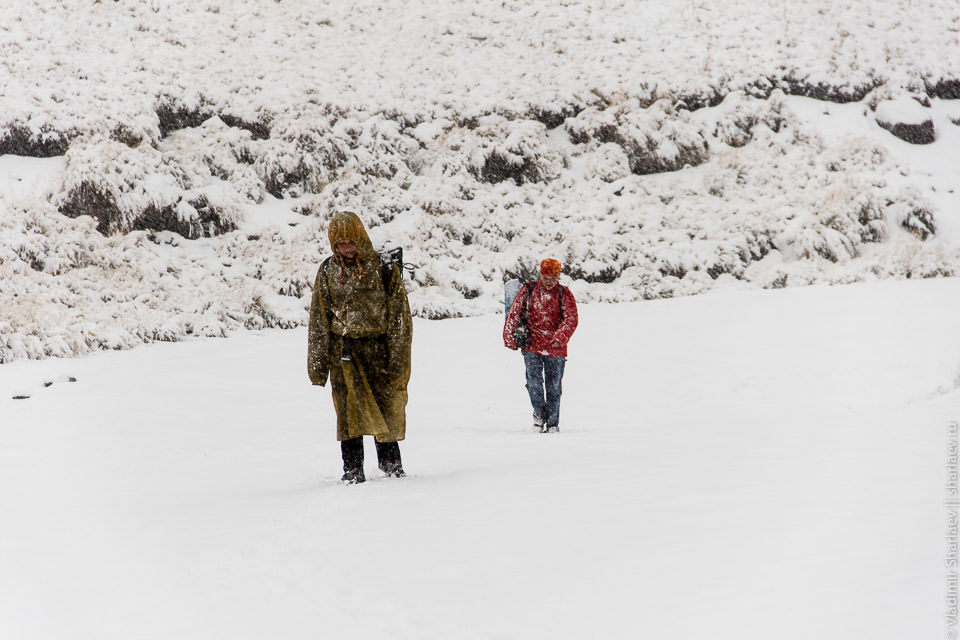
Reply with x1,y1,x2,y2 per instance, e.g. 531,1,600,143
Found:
2,0,960,362
2,279,958,639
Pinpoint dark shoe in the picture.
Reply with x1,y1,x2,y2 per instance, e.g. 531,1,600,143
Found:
375,440,403,477
544,426,559,433
379,461,406,478
341,468,366,484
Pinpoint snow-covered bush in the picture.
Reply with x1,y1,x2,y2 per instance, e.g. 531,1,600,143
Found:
252,112,349,198
584,143,632,183
4,92,959,362
424,116,564,186
704,91,787,148
566,100,709,174
56,133,245,238
251,111,418,197
161,117,265,204
0,122,70,158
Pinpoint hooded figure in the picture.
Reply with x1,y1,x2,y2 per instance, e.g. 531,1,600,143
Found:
308,211,412,484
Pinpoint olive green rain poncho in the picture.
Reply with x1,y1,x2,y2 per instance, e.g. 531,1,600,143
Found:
307,212,412,442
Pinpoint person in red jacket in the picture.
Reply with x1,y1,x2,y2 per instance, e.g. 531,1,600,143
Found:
503,258,579,433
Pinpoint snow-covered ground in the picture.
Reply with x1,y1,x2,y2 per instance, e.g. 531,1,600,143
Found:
2,278,958,639
3,1,960,636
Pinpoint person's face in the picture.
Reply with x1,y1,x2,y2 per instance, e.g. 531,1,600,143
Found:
335,240,358,260
540,275,559,290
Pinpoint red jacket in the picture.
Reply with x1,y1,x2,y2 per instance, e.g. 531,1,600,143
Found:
503,281,579,357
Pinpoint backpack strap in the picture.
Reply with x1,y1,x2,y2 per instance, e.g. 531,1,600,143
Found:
521,282,564,320
321,255,333,281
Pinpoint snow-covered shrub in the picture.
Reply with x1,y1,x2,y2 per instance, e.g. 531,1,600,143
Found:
704,91,786,148
525,94,592,129
0,205,100,276
924,78,960,100
160,117,265,204
296,173,418,231
58,136,178,234
615,102,709,174
156,92,217,138
0,122,70,157
778,189,890,263
251,112,348,198
585,143,631,182
0,201,316,363
332,116,420,180
250,111,418,198
564,106,619,145
888,200,937,241
4,76,960,364
428,117,564,185
56,134,244,238
565,100,709,174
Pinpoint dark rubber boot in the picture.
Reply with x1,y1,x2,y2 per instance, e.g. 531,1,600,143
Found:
341,437,365,484
375,440,405,477
341,467,366,484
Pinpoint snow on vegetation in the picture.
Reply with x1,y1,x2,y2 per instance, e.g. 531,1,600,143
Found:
1,0,960,362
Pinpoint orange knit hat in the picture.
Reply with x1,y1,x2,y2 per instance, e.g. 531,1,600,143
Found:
540,258,562,277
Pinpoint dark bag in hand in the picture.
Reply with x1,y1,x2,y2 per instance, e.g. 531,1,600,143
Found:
512,323,530,350
512,283,532,349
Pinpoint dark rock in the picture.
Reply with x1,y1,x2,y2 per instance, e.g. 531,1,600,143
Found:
777,76,880,103
877,119,935,145
925,78,960,99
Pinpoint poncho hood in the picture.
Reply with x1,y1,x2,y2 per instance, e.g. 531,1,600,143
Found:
327,211,377,260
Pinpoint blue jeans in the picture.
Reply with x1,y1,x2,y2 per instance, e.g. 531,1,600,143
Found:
523,352,566,428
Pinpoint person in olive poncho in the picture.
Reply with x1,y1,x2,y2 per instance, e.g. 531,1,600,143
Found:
308,211,412,484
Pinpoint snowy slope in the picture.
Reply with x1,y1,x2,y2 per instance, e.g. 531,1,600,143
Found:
3,0,959,133
2,0,960,363
2,93,959,363
2,278,958,639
